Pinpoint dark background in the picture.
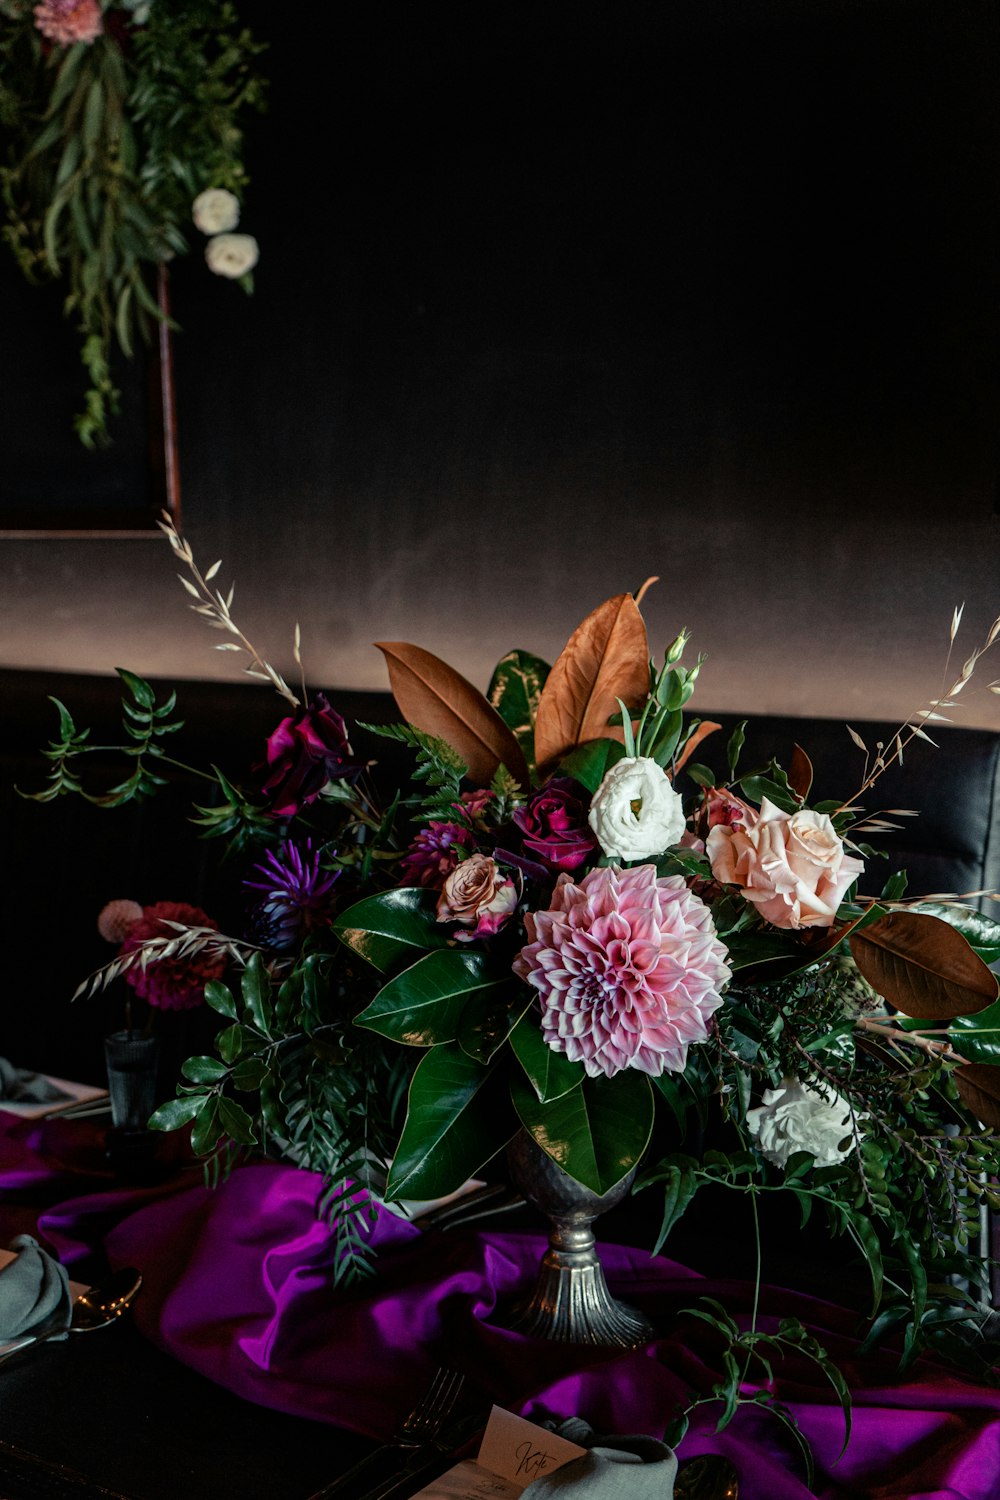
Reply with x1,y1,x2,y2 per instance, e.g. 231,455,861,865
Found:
2,0,999,712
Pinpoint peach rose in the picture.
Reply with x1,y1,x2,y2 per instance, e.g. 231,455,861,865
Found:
705,797,864,929
436,854,518,942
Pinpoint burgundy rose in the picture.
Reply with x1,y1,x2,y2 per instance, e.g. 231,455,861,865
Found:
261,695,362,817
512,776,599,873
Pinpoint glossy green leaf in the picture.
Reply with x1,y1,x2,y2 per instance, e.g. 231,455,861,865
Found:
510,1069,654,1195
510,1013,586,1102
951,997,1000,1066
554,738,625,794
217,1023,261,1065
487,649,550,780
231,1057,270,1091
180,1056,227,1084
203,980,238,1020
241,952,272,1035
458,984,534,1063
385,1043,515,1200
190,1098,222,1155
355,949,516,1047
333,888,451,973
218,1095,257,1146
148,1095,204,1133
651,1157,700,1252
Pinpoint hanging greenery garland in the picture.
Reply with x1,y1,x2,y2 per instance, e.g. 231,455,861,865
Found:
0,0,266,445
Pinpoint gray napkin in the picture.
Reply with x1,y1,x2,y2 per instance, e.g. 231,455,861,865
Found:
524,1420,677,1498
0,1235,72,1342
0,1057,69,1104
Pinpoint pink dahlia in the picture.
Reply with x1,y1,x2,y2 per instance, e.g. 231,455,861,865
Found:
513,864,732,1079
399,821,469,890
121,901,226,1012
33,0,103,45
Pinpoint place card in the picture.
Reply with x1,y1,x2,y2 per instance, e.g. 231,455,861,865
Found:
411,1405,587,1498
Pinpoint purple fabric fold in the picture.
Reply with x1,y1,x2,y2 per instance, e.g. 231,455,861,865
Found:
3,1113,1000,1500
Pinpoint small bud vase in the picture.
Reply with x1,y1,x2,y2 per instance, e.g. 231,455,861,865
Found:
502,1130,655,1349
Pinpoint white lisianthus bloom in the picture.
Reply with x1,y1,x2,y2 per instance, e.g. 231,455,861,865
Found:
588,755,686,861
205,233,260,279
192,188,241,235
746,1081,857,1169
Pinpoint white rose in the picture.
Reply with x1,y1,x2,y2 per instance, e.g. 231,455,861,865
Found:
746,1081,856,1169
204,232,260,279
588,755,686,861
192,189,241,235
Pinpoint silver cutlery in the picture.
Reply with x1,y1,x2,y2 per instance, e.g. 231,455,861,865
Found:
0,1265,142,1365
307,1365,466,1499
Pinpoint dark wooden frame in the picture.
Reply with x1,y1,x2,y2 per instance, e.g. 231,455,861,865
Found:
0,267,181,538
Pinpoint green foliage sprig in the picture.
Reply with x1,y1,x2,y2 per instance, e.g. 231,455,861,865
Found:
0,0,266,444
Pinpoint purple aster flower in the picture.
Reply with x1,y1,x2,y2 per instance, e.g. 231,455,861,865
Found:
398,821,470,891
244,840,339,952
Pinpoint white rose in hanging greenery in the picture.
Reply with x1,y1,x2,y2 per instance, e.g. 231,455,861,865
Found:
746,1080,857,1169
192,188,241,235
205,232,260,280
588,756,686,861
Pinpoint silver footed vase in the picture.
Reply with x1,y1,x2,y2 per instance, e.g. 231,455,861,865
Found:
503,1131,655,1350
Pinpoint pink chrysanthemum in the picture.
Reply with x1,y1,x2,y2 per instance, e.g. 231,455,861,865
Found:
33,0,103,45
513,864,732,1080
399,821,469,890
121,901,225,1013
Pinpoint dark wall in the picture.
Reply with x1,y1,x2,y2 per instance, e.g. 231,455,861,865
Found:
1,1,999,731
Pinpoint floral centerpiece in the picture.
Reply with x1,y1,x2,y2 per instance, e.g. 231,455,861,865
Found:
0,0,265,443
31,520,1000,1403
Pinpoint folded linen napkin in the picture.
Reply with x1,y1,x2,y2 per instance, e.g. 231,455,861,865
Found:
523,1419,677,1498
0,1057,70,1104
0,1234,72,1343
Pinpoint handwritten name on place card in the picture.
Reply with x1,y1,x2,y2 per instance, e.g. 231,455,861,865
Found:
412,1405,587,1498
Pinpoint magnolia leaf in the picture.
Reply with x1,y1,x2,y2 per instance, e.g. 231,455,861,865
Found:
674,720,722,774
487,649,550,779
909,902,1000,967
510,1012,587,1102
950,996,1000,1066
355,949,517,1048
533,592,649,773
555,737,625,793
376,641,529,789
849,911,998,1020
384,1043,515,1199
954,1063,1000,1128
333,887,452,973
510,1069,654,1196
788,743,814,800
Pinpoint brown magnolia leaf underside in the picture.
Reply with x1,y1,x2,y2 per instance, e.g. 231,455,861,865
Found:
376,642,530,789
675,720,723,774
788,743,814,801
533,593,650,773
849,910,999,1020
954,1063,1000,1129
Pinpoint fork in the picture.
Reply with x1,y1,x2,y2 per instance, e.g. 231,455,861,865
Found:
307,1365,466,1499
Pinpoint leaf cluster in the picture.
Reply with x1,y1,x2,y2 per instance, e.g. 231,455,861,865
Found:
0,2,265,443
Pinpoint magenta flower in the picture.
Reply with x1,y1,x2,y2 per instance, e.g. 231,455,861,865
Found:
513,864,732,1079
399,821,469,890
121,902,226,1013
512,776,599,873
260,695,362,817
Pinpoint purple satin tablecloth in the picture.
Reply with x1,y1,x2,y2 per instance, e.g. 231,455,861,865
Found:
2,1113,998,1500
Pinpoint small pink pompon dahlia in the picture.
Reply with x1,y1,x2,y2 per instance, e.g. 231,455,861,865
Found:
513,864,732,1080
33,0,103,45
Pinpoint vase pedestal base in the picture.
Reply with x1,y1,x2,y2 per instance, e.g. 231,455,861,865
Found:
500,1131,655,1351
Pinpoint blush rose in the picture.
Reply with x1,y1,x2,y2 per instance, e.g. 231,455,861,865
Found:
705,797,864,929
436,854,518,942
